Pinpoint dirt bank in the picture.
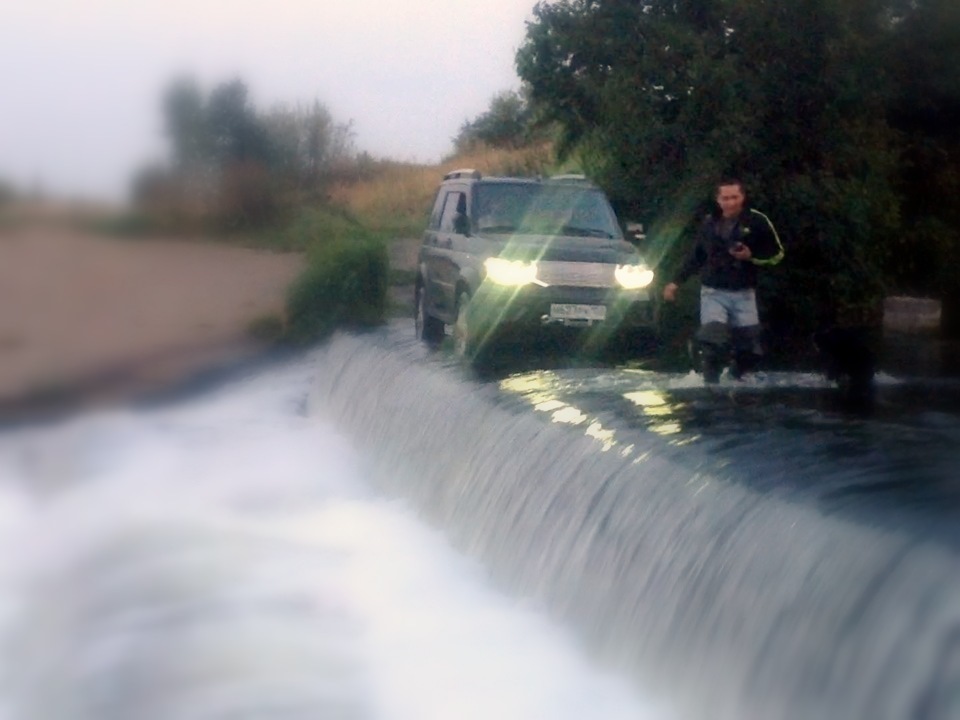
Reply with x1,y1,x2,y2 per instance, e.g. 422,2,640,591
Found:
0,225,305,422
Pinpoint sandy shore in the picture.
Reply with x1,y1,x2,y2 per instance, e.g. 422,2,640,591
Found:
0,224,306,422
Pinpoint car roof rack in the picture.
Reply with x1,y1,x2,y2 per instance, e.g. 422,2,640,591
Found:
443,168,482,180
550,173,591,182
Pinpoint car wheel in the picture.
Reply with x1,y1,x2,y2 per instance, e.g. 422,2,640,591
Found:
454,290,497,370
415,284,445,345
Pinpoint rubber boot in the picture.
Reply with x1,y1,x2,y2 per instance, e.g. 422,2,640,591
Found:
730,325,763,380
695,322,730,384
700,343,724,383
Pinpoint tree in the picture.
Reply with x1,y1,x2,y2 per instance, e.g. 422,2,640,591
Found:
263,101,355,200
454,90,534,152
206,79,272,167
161,76,272,169
149,76,359,229
517,0,901,344
162,76,208,168
885,0,960,330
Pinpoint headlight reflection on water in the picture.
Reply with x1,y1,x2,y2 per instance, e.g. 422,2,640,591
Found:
502,372,620,453
501,371,697,451
623,390,683,437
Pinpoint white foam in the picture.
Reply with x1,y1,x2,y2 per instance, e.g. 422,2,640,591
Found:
0,357,668,720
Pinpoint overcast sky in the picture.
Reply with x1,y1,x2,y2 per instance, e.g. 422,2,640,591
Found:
1,0,540,202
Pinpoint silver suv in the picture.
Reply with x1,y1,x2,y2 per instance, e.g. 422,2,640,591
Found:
415,170,658,364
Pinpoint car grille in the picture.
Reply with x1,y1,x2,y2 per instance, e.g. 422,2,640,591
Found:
536,261,616,288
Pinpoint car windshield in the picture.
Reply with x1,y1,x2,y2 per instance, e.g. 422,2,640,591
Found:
474,184,621,239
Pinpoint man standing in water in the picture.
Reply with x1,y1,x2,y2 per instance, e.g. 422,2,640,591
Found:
662,179,784,382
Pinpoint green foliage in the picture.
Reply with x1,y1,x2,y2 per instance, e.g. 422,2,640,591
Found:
255,206,376,252
454,90,536,152
283,231,389,345
885,0,960,298
517,0,958,341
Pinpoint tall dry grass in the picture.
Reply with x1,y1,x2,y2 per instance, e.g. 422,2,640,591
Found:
328,143,557,238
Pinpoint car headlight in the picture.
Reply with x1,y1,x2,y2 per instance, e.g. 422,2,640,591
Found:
484,257,539,286
615,263,655,290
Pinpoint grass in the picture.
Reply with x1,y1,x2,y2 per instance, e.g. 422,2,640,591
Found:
251,205,381,252
328,161,437,238
328,142,557,238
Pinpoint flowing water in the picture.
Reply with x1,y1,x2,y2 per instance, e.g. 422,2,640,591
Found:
0,352,660,720
2,321,959,719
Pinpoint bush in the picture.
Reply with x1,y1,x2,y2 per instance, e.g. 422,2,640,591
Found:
284,232,388,344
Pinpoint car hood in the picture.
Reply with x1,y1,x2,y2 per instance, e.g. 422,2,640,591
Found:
478,233,642,264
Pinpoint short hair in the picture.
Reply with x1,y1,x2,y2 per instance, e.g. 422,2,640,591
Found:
717,178,746,195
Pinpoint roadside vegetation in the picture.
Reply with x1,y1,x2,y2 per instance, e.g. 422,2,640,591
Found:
88,74,561,346
82,0,959,352
283,142,558,343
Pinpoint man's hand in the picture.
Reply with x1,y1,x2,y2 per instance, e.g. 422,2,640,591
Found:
730,242,752,261
663,282,679,302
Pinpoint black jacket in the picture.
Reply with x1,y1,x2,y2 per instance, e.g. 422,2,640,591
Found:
674,207,784,291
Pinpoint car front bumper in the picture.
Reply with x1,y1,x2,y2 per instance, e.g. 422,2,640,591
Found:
468,281,658,338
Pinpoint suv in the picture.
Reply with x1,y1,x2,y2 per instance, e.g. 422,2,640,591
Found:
414,169,658,363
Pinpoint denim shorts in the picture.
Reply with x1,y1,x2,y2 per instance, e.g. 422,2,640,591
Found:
700,286,759,327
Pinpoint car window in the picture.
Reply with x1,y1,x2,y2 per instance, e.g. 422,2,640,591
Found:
474,184,620,238
427,190,445,230
439,191,467,233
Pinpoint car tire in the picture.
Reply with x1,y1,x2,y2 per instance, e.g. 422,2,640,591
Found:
454,291,497,371
415,284,445,345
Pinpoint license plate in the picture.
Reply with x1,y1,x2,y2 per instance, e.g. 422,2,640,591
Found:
549,303,607,321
